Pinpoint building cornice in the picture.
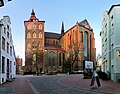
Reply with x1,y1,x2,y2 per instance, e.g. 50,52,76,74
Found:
108,4,120,14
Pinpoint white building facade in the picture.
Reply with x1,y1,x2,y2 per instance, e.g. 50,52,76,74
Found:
0,16,16,84
101,4,120,82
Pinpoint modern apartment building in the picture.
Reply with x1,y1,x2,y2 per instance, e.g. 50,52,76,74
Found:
0,16,16,84
101,4,120,82
24,10,96,74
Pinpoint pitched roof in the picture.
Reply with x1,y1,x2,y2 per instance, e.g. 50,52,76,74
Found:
79,19,90,27
78,19,92,31
44,32,61,39
28,9,39,22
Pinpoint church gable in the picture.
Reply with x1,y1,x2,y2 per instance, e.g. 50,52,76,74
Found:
79,19,92,30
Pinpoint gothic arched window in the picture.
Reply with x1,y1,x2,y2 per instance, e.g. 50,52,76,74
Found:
27,41,31,50
81,31,83,42
33,32,36,38
32,41,36,48
39,32,42,38
39,24,42,30
27,32,31,38
38,41,42,50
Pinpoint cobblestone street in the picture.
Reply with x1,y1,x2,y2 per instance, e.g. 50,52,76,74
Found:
28,75,117,94
29,75,119,94
1,74,120,94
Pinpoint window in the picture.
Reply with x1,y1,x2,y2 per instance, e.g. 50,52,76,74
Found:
38,41,42,50
39,24,42,30
4,27,6,34
56,41,59,45
105,23,107,28
90,35,91,60
73,30,74,41
111,15,113,19
105,38,107,42
2,56,5,73
27,42,31,50
7,25,10,30
33,32,36,38
47,40,49,44
7,32,9,38
33,24,36,28
81,32,83,42
27,32,31,38
2,37,5,50
39,32,42,38
7,42,9,53
10,36,12,43
53,40,55,44
111,44,114,59
10,61,12,73
10,46,12,56
70,35,71,45
112,23,114,26
33,53,36,62
32,41,36,48
45,39,47,46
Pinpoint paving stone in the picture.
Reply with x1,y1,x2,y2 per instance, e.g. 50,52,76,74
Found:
0,87,14,94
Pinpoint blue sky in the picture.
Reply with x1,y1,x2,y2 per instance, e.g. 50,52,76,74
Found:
0,0,120,62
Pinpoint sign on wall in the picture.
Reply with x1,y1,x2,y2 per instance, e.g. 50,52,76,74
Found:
85,61,93,69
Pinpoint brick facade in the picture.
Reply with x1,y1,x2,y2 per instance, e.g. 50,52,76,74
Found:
24,10,96,73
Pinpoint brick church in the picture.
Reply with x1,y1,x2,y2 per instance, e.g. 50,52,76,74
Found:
24,10,96,74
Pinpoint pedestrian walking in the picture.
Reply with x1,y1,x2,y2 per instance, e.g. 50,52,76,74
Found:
90,69,101,87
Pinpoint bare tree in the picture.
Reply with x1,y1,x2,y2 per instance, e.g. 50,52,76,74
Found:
68,42,80,72
32,51,44,75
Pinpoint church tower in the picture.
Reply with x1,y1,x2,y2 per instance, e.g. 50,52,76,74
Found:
24,9,45,73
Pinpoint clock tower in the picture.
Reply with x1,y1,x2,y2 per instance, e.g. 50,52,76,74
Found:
24,9,45,73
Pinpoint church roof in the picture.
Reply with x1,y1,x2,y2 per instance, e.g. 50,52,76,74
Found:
45,44,64,51
78,19,93,31
44,32,61,39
